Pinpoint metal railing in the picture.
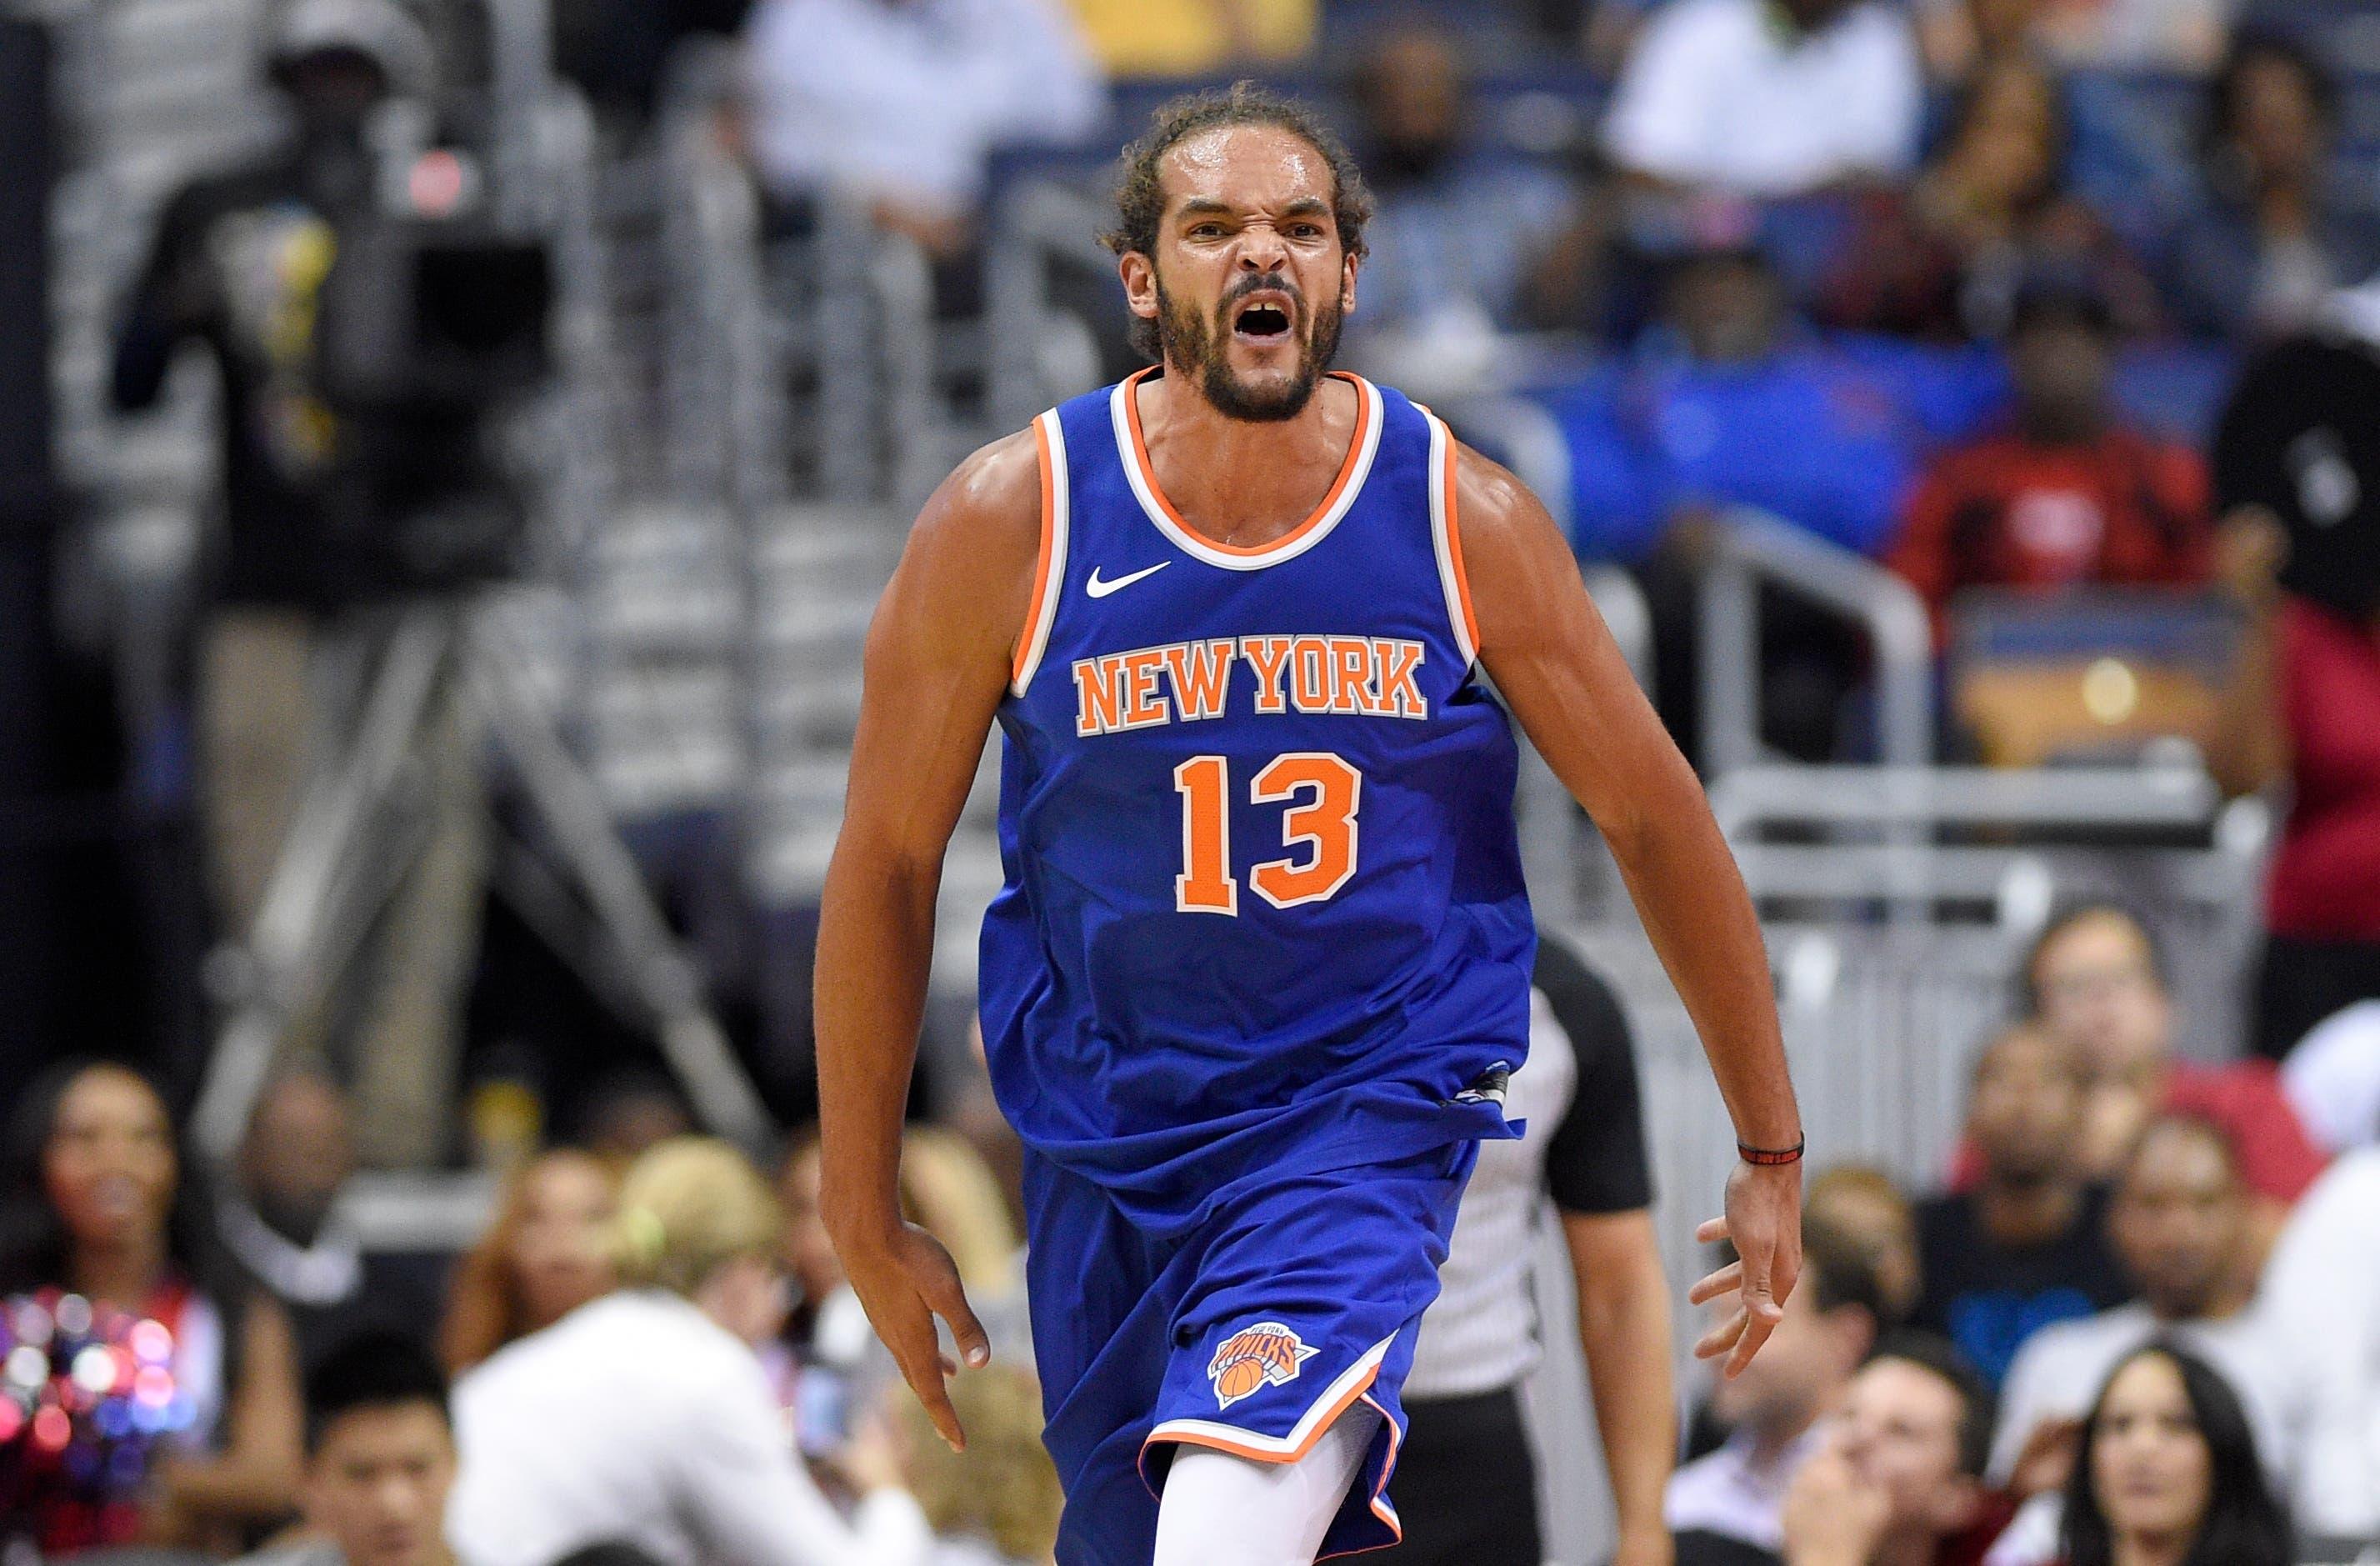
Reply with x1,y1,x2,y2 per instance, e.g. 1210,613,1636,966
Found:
985,178,1120,433
1698,508,1935,778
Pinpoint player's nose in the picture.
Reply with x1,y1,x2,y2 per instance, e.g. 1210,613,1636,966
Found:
1236,224,1290,270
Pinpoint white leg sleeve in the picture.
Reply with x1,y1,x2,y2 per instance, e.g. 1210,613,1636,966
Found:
1149,1402,1384,1566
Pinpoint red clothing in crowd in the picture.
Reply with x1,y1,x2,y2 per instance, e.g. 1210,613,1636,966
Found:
1948,1058,2327,1203
2268,598,2380,941
1888,428,2214,638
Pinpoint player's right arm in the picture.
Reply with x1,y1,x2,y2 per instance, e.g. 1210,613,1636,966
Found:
813,428,1042,1452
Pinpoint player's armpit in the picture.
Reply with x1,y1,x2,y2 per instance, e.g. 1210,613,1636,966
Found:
840,427,1043,865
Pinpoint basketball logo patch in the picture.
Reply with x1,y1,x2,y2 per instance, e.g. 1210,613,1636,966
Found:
1206,1321,1318,1410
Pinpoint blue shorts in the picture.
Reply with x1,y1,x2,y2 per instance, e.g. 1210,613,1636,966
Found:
1023,1141,1478,1565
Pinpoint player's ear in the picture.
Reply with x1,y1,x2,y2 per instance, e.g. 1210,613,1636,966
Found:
1120,252,1160,326
1339,252,1358,318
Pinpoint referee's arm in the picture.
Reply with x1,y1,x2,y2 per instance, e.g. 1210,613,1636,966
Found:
1539,940,1678,1566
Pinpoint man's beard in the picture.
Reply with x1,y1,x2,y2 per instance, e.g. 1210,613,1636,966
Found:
1156,272,1343,423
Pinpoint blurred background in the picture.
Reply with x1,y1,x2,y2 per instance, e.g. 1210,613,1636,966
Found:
5,0,2380,1561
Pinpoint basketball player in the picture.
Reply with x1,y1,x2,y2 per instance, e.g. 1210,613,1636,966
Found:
816,85,1804,1565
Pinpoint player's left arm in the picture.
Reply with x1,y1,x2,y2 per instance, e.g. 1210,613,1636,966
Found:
1456,443,1802,1376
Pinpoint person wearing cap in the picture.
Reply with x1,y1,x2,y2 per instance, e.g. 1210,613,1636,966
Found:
1885,269,2217,644
109,0,483,1170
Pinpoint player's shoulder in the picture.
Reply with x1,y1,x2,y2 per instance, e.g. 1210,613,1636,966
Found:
1445,438,1562,558
908,424,1047,564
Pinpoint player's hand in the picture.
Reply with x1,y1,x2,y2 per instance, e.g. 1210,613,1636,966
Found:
1687,1159,1802,1378
837,1221,990,1452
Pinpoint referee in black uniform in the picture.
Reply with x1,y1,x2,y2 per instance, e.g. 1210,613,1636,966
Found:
1380,933,1676,1566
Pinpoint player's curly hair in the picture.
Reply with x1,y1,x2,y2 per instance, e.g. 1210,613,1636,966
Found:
1103,82,1373,359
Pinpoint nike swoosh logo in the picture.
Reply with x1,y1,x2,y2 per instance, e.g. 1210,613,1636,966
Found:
1086,562,1171,598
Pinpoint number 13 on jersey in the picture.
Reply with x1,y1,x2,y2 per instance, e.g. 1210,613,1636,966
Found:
1172,753,1362,915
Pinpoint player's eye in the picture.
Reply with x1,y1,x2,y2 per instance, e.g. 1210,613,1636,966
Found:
1188,223,1225,238
1290,224,1323,239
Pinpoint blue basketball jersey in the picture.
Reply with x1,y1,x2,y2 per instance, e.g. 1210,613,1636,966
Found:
978,368,1534,1233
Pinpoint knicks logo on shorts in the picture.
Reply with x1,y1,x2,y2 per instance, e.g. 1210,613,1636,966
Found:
1206,1321,1319,1410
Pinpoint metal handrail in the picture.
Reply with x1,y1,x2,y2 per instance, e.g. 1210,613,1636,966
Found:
985,178,1117,433
1708,762,2219,835
1698,508,1934,778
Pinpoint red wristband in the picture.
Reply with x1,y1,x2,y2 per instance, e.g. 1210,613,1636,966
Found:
1738,1138,1805,1167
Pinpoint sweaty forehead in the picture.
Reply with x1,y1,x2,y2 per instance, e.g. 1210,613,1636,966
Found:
1159,125,1333,214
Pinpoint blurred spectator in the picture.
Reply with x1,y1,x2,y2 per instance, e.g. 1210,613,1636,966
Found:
2168,33,2380,343
2018,905,2323,1231
221,1068,442,1372
741,0,1104,263
2052,1344,2292,1566
437,1148,618,1375
1562,242,1916,763
446,1138,931,1566
1886,276,2212,640
1913,1026,2130,1388
2208,279,2380,1058
1988,1117,2294,1499
1571,245,1918,566
1668,1223,1884,1564
1808,1166,1922,1328
110,0,481,1171
1602,0,1923,198
1388,938,1672,1566
1818,59,2162,343
233,1331,458,1566
1335,23,1578,401
2253,1148,2380,1536
574,1068,696,1165
894,1365,1062,1566
1063,0,1312,75
2278,999,2380,1154
1774,1335,1993,1566
1915,0,2234,73
0,1060,302,1552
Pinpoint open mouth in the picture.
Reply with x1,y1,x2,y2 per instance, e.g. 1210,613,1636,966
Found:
1232,295,1293,344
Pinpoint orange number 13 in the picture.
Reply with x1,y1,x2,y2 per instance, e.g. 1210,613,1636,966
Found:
1172,753,1362,915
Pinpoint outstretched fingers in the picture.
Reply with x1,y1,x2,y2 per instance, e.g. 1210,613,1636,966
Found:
878,1294,968,1452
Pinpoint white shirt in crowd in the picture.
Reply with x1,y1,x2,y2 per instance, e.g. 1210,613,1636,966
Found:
742,0,1105,216
1602,0,1923,198
447,1290,932,1566
1664,1425,1827,1552
2255,1149,2380,1538
1988,1301,2298,1484
2282,1000,2380,1156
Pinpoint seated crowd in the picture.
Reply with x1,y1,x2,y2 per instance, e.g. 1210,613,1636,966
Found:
9,896,2380,1562
1668,899,2380,1565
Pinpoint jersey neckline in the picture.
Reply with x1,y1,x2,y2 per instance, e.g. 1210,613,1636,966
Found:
1108,368,1384,572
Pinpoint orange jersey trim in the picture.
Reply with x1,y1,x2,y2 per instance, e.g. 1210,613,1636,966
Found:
1139,1356,1381,1475
1439,434,1481,658
1317,1390,1406,1560
1012,417,1059,689
1121,367,1373,561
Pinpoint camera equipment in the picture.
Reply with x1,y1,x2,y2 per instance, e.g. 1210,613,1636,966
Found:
192,133,768,1163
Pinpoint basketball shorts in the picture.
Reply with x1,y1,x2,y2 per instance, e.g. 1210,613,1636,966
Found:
1022,1140,1479,1565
